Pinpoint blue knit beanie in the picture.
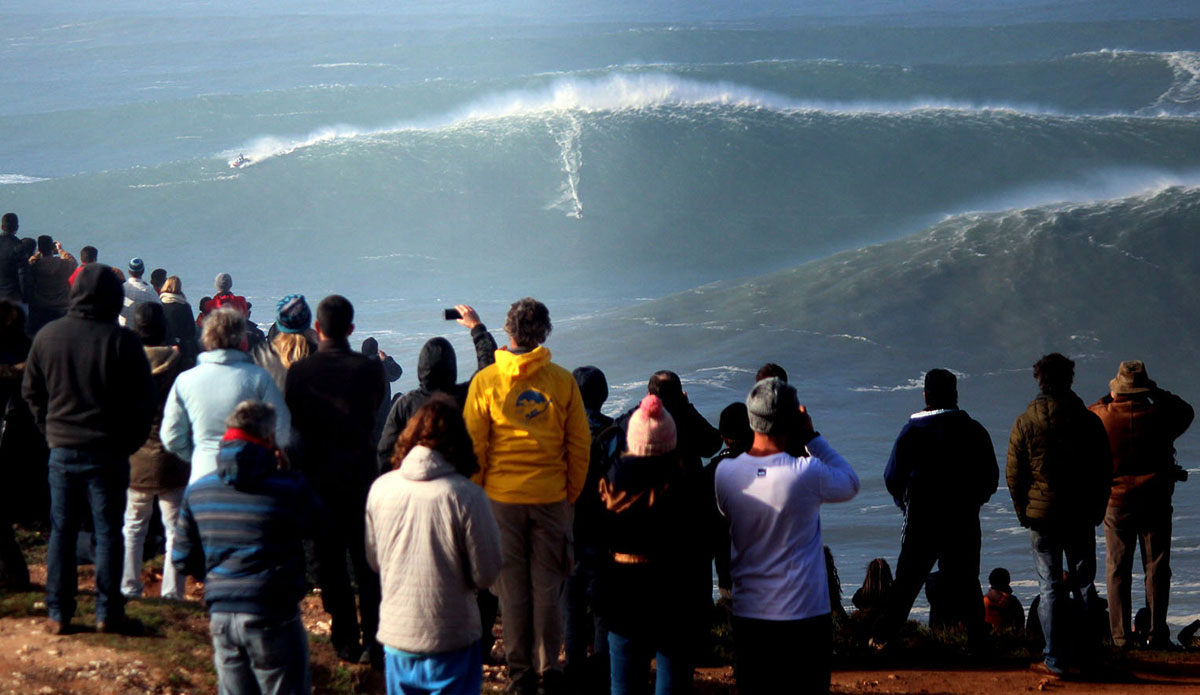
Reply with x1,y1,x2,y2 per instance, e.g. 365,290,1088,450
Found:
276,294,311,334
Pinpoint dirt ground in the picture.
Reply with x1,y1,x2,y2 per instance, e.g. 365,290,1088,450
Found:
4,565,1200,694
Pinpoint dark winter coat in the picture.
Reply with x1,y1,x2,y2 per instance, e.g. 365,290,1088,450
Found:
571,407,615,553
1089,389,1193,511
160,293,199,368
129,346,190,490
21,263,153,455
1006,390,1112,529
285,338,386,494
614,399,722,474
0,233,28,305
884,408,998,521
375,325,497,472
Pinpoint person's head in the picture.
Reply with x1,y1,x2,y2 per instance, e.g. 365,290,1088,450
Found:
225,399,277,444
80,245,98,264
201,307,247,351
315,294,354,340
110,266,125,282
199,296,212,312
0,213,16,234
150,268,167,292
718,402,753,450
275,294,311,334
69,264,124,323
19,238,35,257
215,272,233,293
923,368,958,410
504,297,551,349
361,336,379,358
160,275,183,295
1033,353,1074,394
647,370,684,411
273,332,313,369
572,366,608,411
987,567,1012,594
625,394,677,457
0,300,26,342
133,302,167,347
756,363,788,383
863,558,894,599
1109,360,1155,397
36,235,55,256
392,395,478,476
127,257,145,279
746,377,798,437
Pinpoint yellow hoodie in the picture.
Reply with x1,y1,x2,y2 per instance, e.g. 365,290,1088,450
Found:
464,346,590,504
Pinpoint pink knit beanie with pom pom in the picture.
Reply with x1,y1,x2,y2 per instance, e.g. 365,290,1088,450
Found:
625,394,677,456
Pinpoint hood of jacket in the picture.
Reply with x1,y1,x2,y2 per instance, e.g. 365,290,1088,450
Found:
159,292,187,305
144,345,181,376
216,430,277,490
493,345,550,380
398,444,458,482
198,348,252,366
68,263,124,322
417,337,457,391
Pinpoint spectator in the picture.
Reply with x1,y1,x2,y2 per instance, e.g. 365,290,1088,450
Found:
1089,360,1193,649
67,245,97,287
158,276,199,368
121,303,190,601
0,213,28,307
174,400,321,695
271,294,315,371
149,268,167,294
118,257,160,327
285,295,386,667
714,378,860,695
983,568,1025,633
872,369,997,651
26,235,77,334
463,297,590,695
376,305,497,474
360,336,403,449
22,263,154,634
0,301,31,590
366,396,502,695
198,272,249,320
852,558,894,620
162,308,291,485
1007,353,1112,677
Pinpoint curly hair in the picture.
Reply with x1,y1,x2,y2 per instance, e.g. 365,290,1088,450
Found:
504,297,551,349
391,395,479,477
1034,352,1074,393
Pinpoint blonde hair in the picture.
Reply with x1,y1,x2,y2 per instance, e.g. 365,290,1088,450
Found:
160,275,183,295
272,332,313,370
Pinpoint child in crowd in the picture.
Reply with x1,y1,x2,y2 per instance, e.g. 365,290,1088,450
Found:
983,567,1025,633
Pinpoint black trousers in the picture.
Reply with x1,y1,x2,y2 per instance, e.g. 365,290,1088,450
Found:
733,613,832,695
313,489,381,654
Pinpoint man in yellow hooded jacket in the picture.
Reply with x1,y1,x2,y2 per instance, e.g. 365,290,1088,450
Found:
464,297,590,695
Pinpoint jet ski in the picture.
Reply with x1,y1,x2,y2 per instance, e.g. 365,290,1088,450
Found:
229,153,250,168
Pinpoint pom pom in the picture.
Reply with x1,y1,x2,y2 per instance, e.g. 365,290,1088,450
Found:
639,394,664,418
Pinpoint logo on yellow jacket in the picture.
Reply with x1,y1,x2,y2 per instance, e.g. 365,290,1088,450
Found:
515,389,551,420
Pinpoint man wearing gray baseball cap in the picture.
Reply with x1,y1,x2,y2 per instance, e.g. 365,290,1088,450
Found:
714,377,860,695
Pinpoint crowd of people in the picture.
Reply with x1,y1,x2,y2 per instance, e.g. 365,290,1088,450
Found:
0,211,1194,695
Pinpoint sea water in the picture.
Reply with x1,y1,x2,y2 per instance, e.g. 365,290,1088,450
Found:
3,0,1200,626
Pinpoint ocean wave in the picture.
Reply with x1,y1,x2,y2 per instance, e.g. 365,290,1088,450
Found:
312,62,396,69
0,174,49,185
1067,49,1200,114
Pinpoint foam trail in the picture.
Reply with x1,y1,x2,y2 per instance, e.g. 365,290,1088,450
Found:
547,113,584,217
0,174,49,185
221,72,1069,167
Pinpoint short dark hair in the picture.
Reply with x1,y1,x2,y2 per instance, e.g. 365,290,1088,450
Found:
133,302,167,346
36,235,54,256
924,368,958,409
316,294,354,339
1034,353,1074,393
572,366,608,411
1,213,16,234
504,297,551,348
647,370,683,403
392,395,478,476
80,246,98,263
150,268,167,290
756,363,788,383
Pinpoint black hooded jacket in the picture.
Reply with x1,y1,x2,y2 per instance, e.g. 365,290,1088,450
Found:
375,324,496,473
0,233,28,305
22,263,153,455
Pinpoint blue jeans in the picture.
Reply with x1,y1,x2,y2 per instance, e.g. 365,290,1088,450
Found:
46,448,129,624
1030,525,1097,673
210,612,311,695
385,641,482,695
608,630,691,695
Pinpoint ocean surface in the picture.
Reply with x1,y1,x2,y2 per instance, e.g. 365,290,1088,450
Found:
4,1,1200,627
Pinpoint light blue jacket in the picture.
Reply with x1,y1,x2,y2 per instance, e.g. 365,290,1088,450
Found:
162,349,291,484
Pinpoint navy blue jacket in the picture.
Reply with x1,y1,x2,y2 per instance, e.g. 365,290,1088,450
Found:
174,432,323,618
884,408,998,520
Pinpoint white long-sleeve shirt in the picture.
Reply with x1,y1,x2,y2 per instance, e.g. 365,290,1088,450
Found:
715,435,860,621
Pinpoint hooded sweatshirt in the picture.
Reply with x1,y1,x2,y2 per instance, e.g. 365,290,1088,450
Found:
22,263,153,455
173,430,321,618
375,325,497,473
463,346,590,504
366,445,502,653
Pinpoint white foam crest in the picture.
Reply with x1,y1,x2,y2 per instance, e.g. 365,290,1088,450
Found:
1073,49,1200,114
312,62,393,69
0,174,49,185
219,72,1066,168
